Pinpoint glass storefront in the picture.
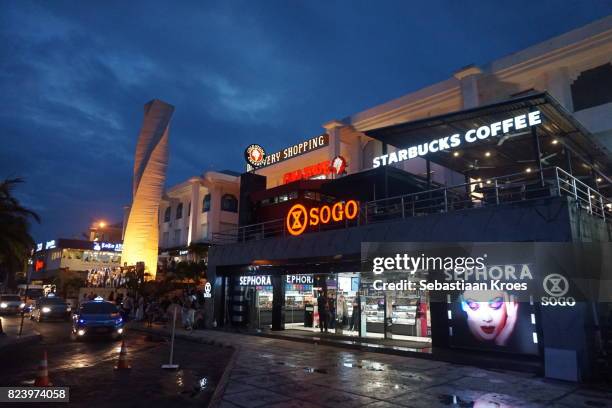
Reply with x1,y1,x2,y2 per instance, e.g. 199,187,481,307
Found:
228,271,431,344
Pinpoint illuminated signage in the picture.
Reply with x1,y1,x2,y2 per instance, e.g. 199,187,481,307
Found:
247,134,329,171
45,240,56,250
283,160,332,184
286,274,313,284
239,275,271,286
35,260,45,272
179,250,189,256
283,155,348,184
203,282,212,298
372,111,543,168
245,144,266,167
286,200,359,236
239,275,313,286
92,242,123,252
331,155,347,175
36,243,43,252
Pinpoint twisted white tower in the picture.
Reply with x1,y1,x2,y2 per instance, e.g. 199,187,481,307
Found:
122,99,174,278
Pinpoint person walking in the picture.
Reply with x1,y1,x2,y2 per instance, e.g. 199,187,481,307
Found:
350,301,360,332
317,291,328,333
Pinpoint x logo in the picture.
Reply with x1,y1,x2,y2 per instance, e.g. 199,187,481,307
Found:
543,274,569,297
286,204,308,236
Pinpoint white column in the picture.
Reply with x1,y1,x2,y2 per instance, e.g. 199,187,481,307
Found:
454,65,482,109
187,178,200,245
323,120,344,177
546,67,574,112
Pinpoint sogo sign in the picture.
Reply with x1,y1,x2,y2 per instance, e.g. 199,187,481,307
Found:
286,200,359,236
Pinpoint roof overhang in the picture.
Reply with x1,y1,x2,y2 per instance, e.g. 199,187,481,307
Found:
364,92,612,190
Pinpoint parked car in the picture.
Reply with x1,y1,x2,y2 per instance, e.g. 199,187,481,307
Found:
31,295,72,322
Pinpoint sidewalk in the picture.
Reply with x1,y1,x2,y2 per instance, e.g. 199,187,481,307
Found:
129,322,612,408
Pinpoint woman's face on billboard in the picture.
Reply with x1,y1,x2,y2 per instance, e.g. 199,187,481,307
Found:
461,290,507,342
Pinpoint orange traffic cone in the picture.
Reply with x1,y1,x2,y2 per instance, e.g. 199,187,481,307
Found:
34,351,52,386
114,340,131,370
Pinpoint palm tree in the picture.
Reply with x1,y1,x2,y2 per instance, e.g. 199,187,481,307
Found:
0,178,40,290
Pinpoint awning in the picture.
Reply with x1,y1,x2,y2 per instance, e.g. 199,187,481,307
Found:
364,92,611,193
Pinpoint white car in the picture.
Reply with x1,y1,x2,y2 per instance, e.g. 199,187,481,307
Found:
0,294,25,315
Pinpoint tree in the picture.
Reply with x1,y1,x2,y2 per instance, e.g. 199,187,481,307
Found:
0,178,40,290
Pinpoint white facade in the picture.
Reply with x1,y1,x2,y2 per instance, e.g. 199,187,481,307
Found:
252,16,611,186
158,170,240,250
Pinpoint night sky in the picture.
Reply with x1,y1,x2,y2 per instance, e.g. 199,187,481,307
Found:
2,1,611,242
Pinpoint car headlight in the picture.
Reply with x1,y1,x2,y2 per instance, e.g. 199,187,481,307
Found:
77,329,85,336
117,328,124,334
0,303,7,308
20,303,26,308
66,306,71,312
42,307,51,313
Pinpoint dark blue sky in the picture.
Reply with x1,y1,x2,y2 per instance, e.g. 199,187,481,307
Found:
2,1,611,241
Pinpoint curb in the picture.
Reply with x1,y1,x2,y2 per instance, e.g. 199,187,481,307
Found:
129,325,239,407
129,325,235,349
208,344,240,408
0,333,42,352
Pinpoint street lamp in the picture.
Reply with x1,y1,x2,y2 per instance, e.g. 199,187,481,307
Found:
98,221,106,228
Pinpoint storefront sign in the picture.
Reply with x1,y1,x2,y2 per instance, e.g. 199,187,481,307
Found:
36,243,43,252
286,200,360,236
372,111,543,168
239,274,313,285
35,260,44,272
283,160,331,184
245,144,266,167
282,156,348,184
239,275,272,286
45,240,56,250
203,282,212,298
286,274,313,284
247,134,329,171
92,242,123,252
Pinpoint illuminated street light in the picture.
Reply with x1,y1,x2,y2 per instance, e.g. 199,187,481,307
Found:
98,221,106,228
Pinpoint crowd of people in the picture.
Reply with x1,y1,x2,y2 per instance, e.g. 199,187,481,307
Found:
81,288,208,331
85,268,131,288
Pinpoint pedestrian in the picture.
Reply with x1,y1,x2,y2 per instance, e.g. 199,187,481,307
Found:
328,296,336,329
350,300,360,332
123,295,134,322
135,296,145,321
108,291,115,303
317,291,328,333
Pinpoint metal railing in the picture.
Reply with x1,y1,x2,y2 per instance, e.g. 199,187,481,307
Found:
212,167,610,244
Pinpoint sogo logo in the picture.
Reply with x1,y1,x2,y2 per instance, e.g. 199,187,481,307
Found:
541,273,575,307
286,200,359,236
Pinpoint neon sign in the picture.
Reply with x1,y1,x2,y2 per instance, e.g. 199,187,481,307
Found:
372,111,543,168
286,200,359,236
247,134,329,171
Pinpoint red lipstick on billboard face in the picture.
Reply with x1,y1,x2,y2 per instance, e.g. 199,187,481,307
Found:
480,325,496,335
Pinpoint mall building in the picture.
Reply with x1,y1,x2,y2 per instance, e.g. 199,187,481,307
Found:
206,17,612,381
154,170,240,265
29,239,123,283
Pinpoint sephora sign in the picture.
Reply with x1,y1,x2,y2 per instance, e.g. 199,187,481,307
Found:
372,111,543,168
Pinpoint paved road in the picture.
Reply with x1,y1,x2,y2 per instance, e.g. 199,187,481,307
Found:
0,316,232,407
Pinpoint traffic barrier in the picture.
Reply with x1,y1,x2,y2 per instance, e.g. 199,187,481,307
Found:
34,350,52,386
114,340,131,370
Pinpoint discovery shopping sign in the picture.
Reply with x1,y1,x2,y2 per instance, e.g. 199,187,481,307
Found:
372,110,543,168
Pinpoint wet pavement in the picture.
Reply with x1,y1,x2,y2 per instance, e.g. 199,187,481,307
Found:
0,316,233,407
133,323,612,408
